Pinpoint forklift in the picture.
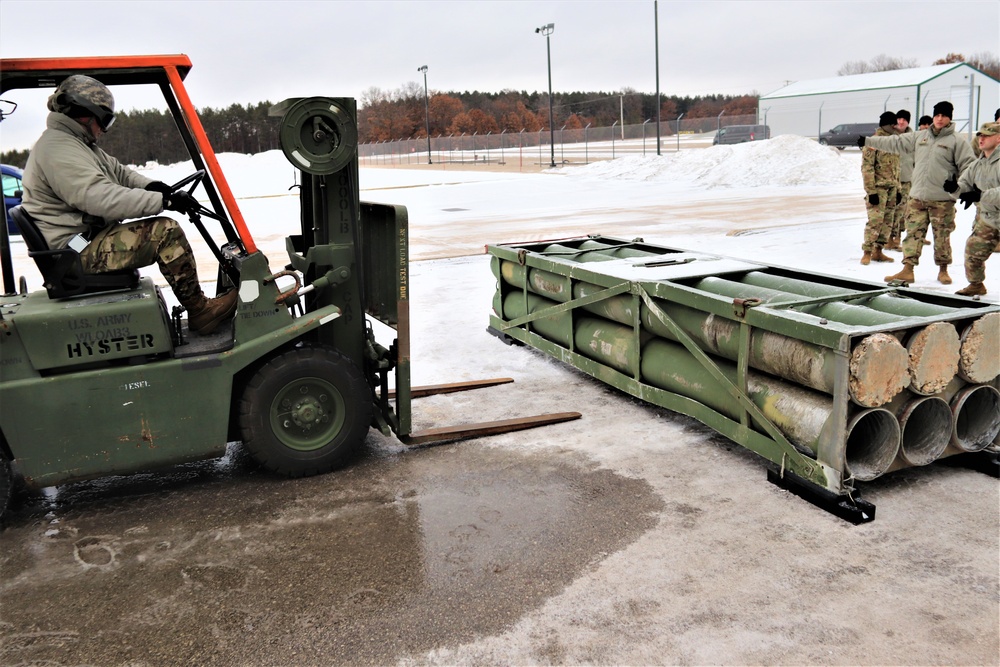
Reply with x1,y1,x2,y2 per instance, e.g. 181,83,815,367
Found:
0,55,578,517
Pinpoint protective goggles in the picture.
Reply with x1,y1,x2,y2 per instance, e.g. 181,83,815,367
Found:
65,93,116,131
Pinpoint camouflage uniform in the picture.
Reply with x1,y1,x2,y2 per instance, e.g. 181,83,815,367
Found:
80,216,202,304
956,124,1000,287
861,126,899,253
900,199,958,266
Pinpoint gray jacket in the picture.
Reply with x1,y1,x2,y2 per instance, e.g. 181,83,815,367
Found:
22,112,164,249
898,127,914,183
864,122,975,202
958,148,1000,230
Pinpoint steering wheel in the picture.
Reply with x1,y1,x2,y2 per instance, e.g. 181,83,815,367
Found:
169,169,205,193
167,170,221,221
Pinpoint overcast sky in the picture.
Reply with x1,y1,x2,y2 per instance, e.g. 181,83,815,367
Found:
1,0,998,150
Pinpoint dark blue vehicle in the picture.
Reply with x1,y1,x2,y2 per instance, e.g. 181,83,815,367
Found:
2,164,23,236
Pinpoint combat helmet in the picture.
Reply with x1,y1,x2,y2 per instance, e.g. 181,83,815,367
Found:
47,75,116,131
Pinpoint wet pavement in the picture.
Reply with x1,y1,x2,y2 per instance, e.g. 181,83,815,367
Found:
0,438,662,665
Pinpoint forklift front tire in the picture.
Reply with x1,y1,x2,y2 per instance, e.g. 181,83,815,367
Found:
238,345,371,477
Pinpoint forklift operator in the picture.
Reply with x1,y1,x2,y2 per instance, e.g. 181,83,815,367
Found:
21,75,237,335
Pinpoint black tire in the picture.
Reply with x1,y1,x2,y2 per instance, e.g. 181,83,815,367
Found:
0,457,12,520
238,345,372,477
818,139,828,146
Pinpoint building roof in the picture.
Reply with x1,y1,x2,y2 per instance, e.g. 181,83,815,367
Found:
761,63,981,100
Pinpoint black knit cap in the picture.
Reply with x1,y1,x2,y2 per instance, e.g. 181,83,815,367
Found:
879,111,897,126
896,109,910,122
932,101,953,119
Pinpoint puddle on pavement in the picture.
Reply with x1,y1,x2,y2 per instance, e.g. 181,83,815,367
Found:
0,439,662,665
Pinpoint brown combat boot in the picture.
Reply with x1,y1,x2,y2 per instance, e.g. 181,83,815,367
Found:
955,282,987,296
885,264,915,284
936,265,952,285
871,246,894,263
884,238,901,251
860,251,872,265
187,290,239,334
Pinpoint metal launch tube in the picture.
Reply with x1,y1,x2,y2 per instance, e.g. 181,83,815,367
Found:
891,393,953,466
498,261,910,407
501,288,901,480
693,276,960,396
949,384,1000,453
957,312,1000,384
741,272,998,385
640,338,900,481
572,282,909,408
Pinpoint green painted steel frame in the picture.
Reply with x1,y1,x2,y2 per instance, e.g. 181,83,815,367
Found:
488,234,1000,495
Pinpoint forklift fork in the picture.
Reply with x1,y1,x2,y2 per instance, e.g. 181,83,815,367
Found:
387,378,581,446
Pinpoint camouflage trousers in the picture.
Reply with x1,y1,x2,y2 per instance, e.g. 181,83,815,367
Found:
890,180,911,242
900,199,956,267
963,217,1000,283
862,184,897,251
79,216,203,306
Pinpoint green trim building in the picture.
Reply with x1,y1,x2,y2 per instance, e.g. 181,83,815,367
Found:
759,63,999,141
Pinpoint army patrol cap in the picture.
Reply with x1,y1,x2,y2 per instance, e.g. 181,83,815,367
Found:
47,75,116,131
976,122,1000,137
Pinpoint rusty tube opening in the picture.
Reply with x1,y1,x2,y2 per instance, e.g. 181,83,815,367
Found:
845,409,900,481
950,384,1000,453
898,396,952,466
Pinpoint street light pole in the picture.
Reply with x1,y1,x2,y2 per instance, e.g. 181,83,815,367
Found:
418,65,432,164
535,23,556,168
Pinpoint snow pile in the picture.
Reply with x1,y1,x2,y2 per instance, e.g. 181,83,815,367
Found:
564,134,859,189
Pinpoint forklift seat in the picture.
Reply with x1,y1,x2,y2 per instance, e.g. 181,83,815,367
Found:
10,205,139,299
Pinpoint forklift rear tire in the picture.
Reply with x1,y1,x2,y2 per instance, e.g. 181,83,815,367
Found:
238,345,371,477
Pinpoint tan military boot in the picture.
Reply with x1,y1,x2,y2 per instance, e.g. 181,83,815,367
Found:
871,247,894,262
884,238,901,251
860,251,872,265
936,265,952,285
187,290,239,334
885,264,915,283
955,282,987,296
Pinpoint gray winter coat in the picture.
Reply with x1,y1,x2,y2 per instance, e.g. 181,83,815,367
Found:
22,112,164,249
898,127,914,183
959,148,1000,230
864,122,975,202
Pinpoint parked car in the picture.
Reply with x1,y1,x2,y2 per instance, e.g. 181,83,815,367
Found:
818,123,879,150
713,124,771,145
2,164,23,236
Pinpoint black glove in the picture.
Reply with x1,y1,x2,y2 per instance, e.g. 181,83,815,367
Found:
959,185,982,210
943,177,959,193
144,181,172,195
867,193,879,206
856,135,866,148
163,190,200,215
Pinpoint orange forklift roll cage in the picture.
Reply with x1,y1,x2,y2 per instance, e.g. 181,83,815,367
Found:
0,54,257,253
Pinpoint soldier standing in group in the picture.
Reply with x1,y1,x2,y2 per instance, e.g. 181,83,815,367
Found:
859,101,975,285
885,109,913,251
917,116,932,130
859,111,900,265
953,122,1000,296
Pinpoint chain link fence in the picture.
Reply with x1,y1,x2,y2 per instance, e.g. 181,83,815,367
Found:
359,114,759,166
